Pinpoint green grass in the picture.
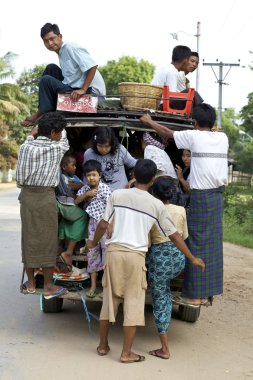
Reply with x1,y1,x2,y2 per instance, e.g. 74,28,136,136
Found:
223,185,253,248
223,224,253,248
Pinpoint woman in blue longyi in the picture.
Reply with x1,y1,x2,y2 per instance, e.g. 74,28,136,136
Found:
148,177,190,359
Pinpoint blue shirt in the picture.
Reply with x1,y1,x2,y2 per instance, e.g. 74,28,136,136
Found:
59,41,106,95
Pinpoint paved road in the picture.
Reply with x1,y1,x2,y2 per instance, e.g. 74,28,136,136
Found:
0,187,252,380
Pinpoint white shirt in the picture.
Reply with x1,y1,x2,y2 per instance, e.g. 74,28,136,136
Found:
103,188,177,252
151,64,179,92
177,71,189,91
174,130,229,189
144,145,177,179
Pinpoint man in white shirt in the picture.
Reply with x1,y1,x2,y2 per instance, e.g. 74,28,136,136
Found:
152,45,191,92
140,104,228,307
177,52,199,92
86,159,204,363
22,23,106,126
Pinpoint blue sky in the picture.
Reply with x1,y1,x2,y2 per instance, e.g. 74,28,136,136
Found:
1,0,252,112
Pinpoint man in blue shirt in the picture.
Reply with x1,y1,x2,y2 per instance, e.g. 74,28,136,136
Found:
22,23,106,126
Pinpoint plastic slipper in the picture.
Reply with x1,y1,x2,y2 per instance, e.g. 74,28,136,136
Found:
26,288,36,294
21,117,36,127
86,289,97,298
149,349,170,360
172,295,200,308
56,255,72,272
199,299,210,307
120,354,145,364
97,346,110,356
22,281,36,294
44,287,68,300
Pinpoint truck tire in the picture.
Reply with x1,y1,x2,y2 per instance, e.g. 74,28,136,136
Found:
178,305,200,323
41,296,63,313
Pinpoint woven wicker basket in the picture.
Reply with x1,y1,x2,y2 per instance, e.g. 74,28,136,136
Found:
118,82,163,110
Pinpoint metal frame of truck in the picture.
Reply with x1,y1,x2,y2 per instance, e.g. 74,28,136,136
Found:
20,104,204,323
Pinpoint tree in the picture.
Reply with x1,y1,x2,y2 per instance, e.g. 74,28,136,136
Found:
221,108,240,150
232,140,253,174
99,56,155,95
17,64,45,115
240,92,253,138
0,54,29,170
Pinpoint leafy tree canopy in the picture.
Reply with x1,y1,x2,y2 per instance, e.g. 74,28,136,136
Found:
232,140,253,174
221,108,240,150
240,92,253,137
99,56,155,95
0,54,29,169
17,64,46,115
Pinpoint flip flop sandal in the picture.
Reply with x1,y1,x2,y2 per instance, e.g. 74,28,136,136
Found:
22,281,36,294
21,117,36,127
86,289,97,298
56,255,72,273
44,287,68,300
26,288,36,294
149,349,170,359
120,354,145,364
200,299,211,307
97,346,110,356
172,295,200,308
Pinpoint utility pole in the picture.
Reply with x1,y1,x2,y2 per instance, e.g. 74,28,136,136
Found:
195,21,201,92
202,61,240,129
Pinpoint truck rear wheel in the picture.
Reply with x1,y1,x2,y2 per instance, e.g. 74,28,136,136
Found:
178,305,200,322
41,296,63,313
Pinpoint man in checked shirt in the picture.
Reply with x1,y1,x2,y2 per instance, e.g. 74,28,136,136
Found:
16,112,70,299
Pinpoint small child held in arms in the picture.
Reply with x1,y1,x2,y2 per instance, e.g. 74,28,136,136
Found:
75,160,111,298
56,153,88,271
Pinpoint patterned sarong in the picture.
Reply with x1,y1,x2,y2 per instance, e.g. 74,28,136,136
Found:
182,186,224,298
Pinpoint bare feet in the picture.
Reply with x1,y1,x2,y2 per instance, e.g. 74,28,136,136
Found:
120,351,145,363
21,111,44,127
149,348,170,359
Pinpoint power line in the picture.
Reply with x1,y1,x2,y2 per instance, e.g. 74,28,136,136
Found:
203,60,240,128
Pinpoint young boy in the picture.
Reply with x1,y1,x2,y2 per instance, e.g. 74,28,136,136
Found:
60,154,84,191
75,160,111,298
16,112,69,299
86,159,205,363
56,154,88,270
140,103,228,306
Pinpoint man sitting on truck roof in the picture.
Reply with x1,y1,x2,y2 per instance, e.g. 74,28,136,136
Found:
22,22,106,127
152,45,203,109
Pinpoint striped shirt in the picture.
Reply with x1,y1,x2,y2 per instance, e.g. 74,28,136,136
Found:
16,129,69,187
103,188,176,252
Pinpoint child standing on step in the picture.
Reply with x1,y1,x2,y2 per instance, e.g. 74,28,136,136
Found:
75,160,111,298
